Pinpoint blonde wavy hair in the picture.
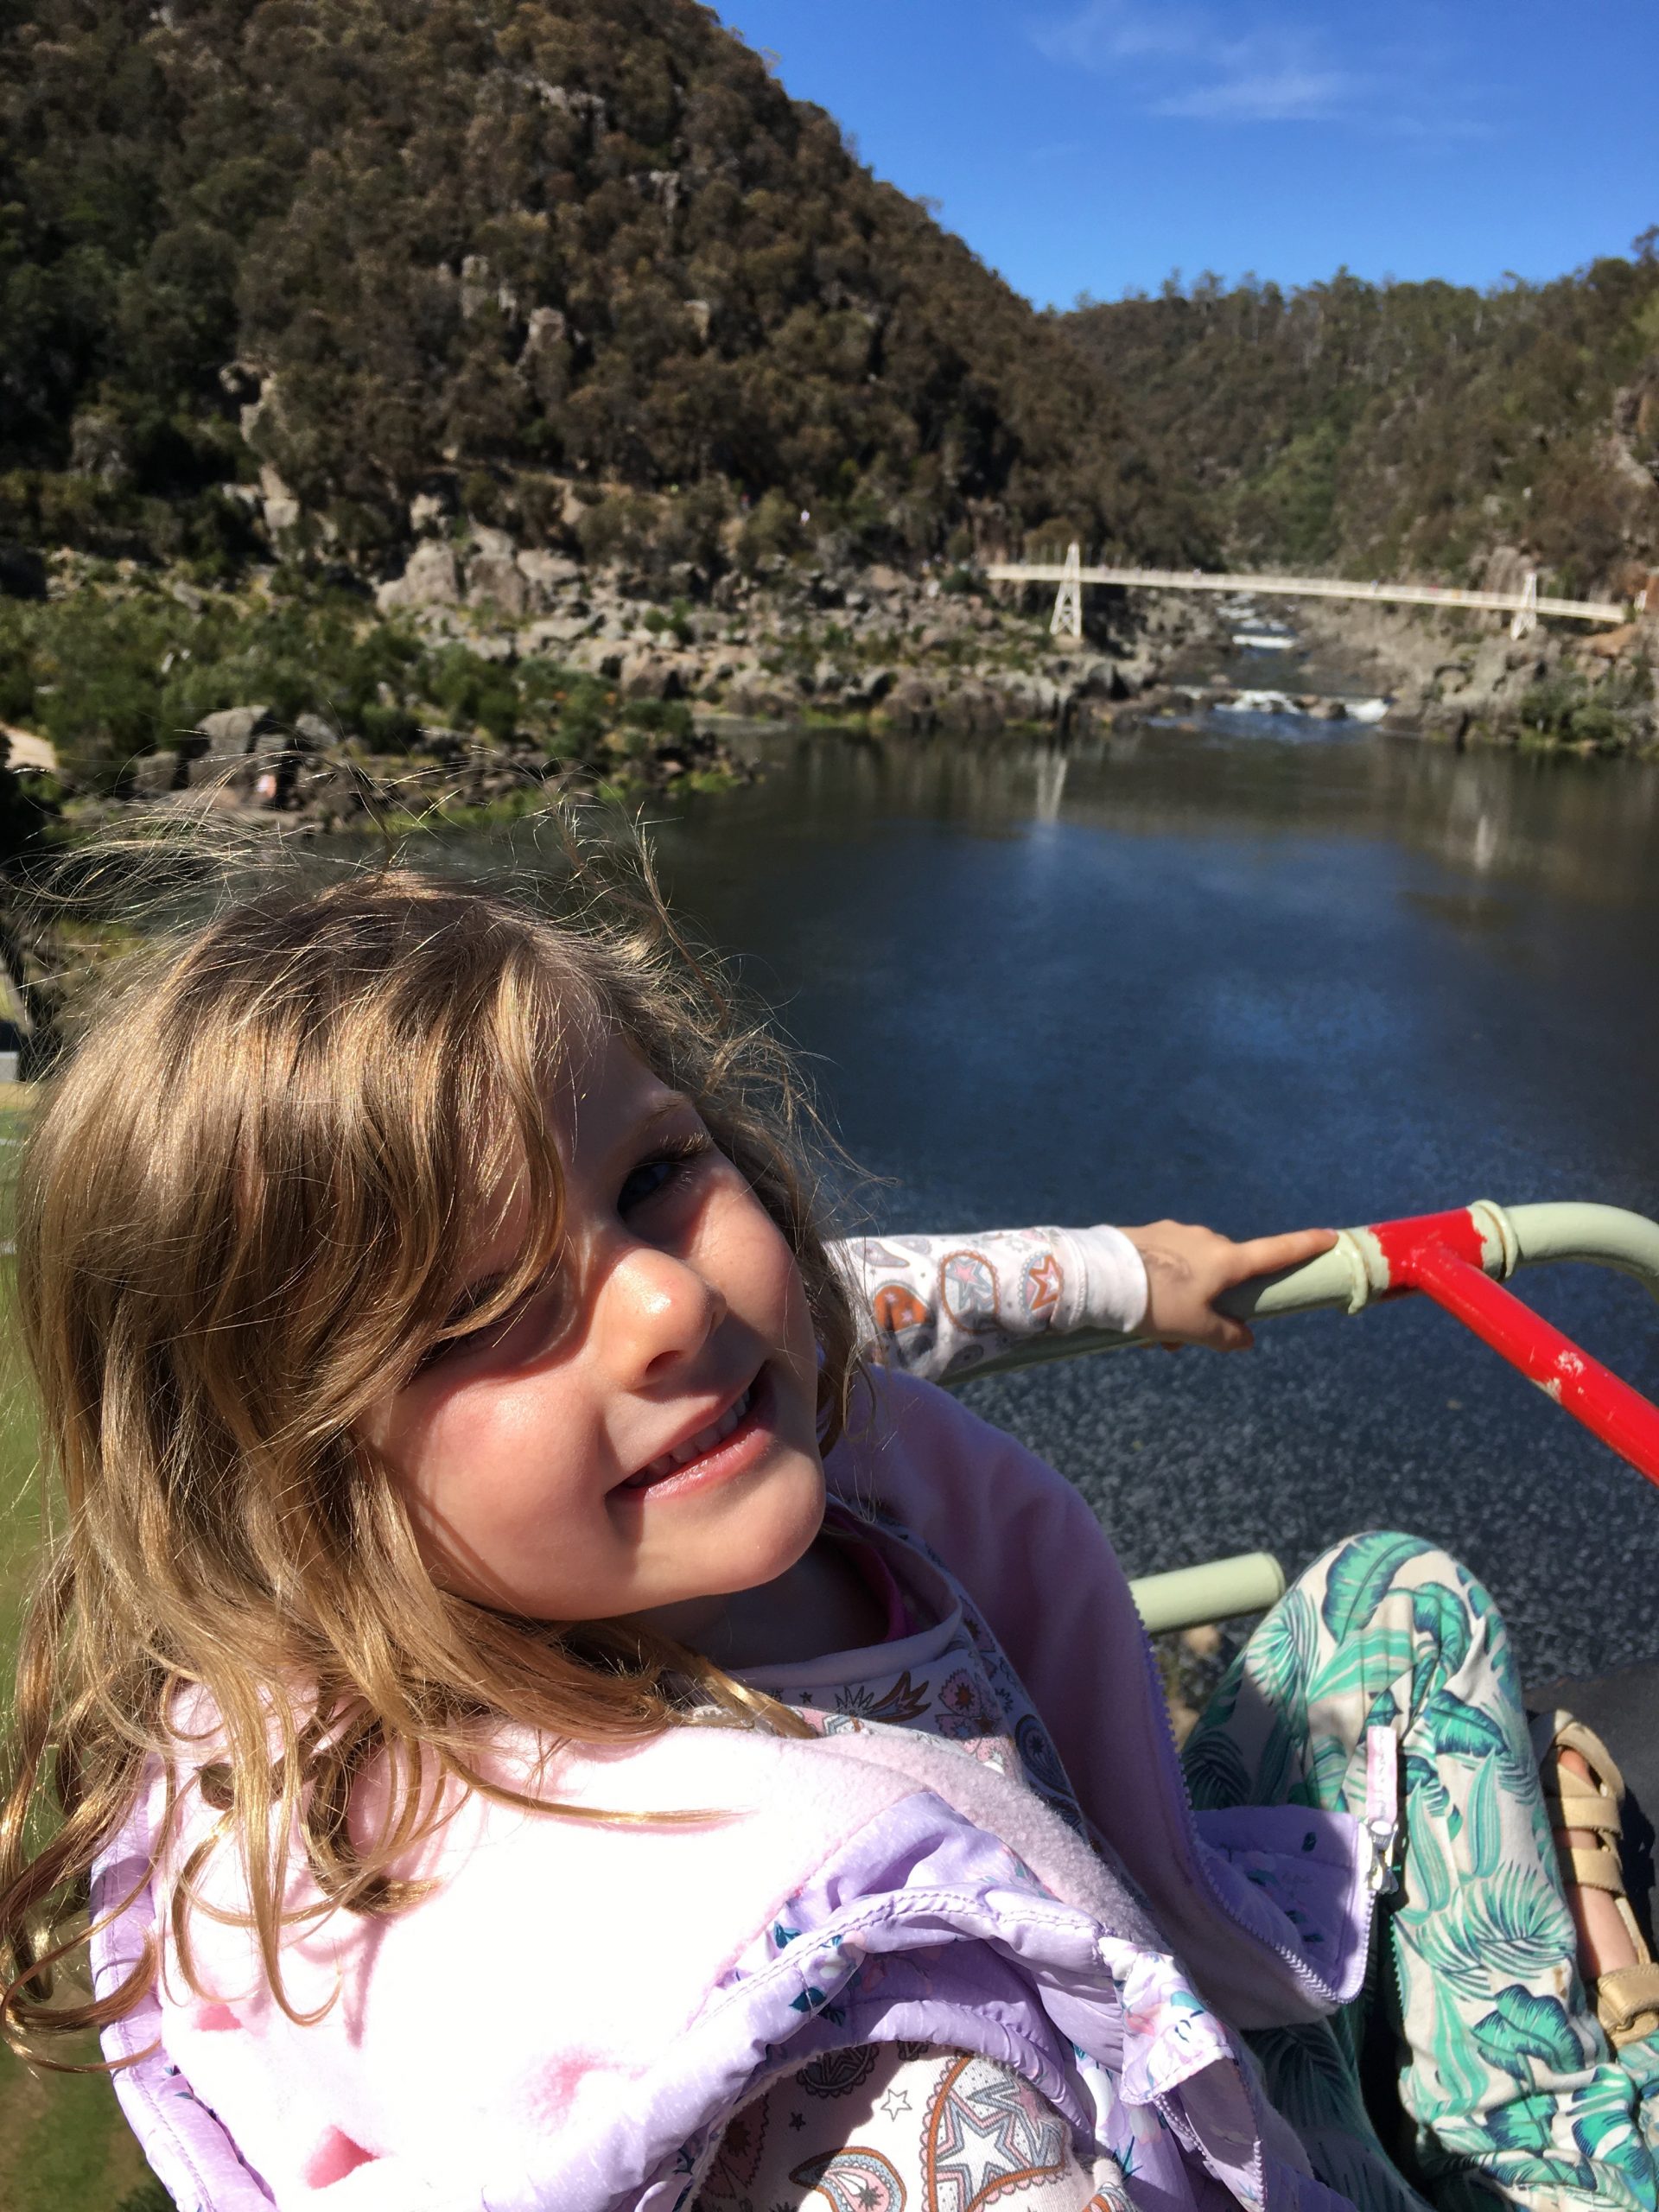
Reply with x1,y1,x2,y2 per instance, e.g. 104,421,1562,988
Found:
0,857,861,2060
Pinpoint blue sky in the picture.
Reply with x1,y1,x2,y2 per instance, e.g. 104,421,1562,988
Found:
716,3,1657,306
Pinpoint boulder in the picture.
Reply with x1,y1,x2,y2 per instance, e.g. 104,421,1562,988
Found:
725,674,803,718
194,705,274,753
519,305,569,362
292,713,336,749
409,490,453,535
517,549,583,605
129,749,185,799
1070,656,1121,701
998,675,1068,724
934,683,1007,736
568,639,623,681
871,675,936,734
1115,653,1161,695
467,554,530,618
843,666,897,709
258,464,302,534
0,724,57,774
620,649,683,702
524,612,593,649
1421,701,1471,745
376,543,461,612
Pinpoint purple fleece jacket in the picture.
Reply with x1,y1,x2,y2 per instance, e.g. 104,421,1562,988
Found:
92,1371,1379,2212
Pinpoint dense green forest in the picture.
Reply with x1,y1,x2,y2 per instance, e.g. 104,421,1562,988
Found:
1062,246,1659,593
0,0,1210,576
1,0,1654,598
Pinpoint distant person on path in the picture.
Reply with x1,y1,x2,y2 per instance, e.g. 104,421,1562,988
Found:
3,856,1655,2212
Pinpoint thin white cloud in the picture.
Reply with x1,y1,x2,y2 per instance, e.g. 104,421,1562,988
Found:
1154,67,1358,122
1034,2,1370,125
1033,0,1205,67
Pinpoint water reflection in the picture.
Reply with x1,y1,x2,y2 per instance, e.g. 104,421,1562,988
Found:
728,719,1659,913
450,715,1659,1680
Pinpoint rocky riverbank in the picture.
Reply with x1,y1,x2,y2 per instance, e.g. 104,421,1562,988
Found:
1289,560,1659,759
7,534,1657,849
3,542,1192,838
366,528,1173,740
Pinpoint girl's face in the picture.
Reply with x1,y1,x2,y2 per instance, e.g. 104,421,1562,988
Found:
359,1033,826,1632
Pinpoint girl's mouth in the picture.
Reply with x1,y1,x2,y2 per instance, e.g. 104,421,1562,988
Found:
619,1370,770,1500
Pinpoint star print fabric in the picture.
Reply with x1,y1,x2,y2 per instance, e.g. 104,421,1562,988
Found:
693,2040,1132,2212
724,1513,1244,2212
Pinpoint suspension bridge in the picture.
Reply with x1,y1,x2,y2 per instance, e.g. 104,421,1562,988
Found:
985,543,1634,644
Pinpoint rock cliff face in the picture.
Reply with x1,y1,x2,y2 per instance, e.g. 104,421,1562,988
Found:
0,0,1181,577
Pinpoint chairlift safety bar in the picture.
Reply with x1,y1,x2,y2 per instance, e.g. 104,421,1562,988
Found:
955,1201,1659,1491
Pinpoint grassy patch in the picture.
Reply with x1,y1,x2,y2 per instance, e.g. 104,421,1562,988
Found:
0,1232,161,2212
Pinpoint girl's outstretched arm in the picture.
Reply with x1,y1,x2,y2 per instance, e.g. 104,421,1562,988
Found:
830,1222,1146,1382
831,1220,1335,1382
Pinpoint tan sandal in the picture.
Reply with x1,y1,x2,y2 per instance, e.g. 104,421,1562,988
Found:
1530,1708,1659,2050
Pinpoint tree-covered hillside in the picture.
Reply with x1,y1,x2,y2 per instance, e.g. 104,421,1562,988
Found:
1062,244,1659,594
0,0,1210,576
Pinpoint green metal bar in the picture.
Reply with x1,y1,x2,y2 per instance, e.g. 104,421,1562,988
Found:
1219,1200,1659,1323
1128,1551,1287,1634
953,1201,1659,1384
963,1202,1659,1634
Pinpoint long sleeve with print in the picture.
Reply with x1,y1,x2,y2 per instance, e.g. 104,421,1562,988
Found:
830,1224,1148,1383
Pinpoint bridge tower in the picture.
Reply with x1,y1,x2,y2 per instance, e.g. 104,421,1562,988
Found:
1510,569,1539,641
1050,541,1083,640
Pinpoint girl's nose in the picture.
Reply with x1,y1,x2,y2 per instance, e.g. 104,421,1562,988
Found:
600,1245,728,1386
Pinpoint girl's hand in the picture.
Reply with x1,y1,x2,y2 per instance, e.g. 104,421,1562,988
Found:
1122,1221,1338,1351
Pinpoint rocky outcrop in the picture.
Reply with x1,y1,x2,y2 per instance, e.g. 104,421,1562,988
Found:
194,704,275,750
376,542,462,612
1292,591,1659,756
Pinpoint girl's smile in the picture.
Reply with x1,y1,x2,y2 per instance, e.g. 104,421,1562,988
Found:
616,1367,768,1498
360,1033,828,1631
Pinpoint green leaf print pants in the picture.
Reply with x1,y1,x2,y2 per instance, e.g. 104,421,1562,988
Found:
1182,1531,1659,2212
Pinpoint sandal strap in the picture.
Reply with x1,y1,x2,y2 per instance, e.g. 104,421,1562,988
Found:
1561,1842,1628,1895
1598,1963,1659,2049
1545,1775,1624,1839
1530,1708,1628,1805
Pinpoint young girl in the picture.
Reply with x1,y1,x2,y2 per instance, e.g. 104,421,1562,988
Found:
3,868,1656,2212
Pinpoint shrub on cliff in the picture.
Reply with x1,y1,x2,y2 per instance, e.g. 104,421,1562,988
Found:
1063,239,1659,590
0,583,599,787
0,0,1191,572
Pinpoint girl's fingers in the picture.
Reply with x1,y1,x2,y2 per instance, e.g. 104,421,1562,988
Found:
1229,1227,1338,1281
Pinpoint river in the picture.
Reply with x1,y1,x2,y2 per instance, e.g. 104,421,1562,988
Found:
467,669,1659,1683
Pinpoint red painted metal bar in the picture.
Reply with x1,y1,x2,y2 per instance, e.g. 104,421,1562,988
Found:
1366,1212,1659,1490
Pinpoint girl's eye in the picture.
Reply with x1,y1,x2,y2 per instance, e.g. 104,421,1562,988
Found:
417,1274,562,1373
619,1135,710,1216
416,1299,526,1373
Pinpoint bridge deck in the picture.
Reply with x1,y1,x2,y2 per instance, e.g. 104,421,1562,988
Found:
983,562,1625,626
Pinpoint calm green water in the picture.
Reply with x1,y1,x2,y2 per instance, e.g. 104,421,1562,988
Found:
467,711,1659,1678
